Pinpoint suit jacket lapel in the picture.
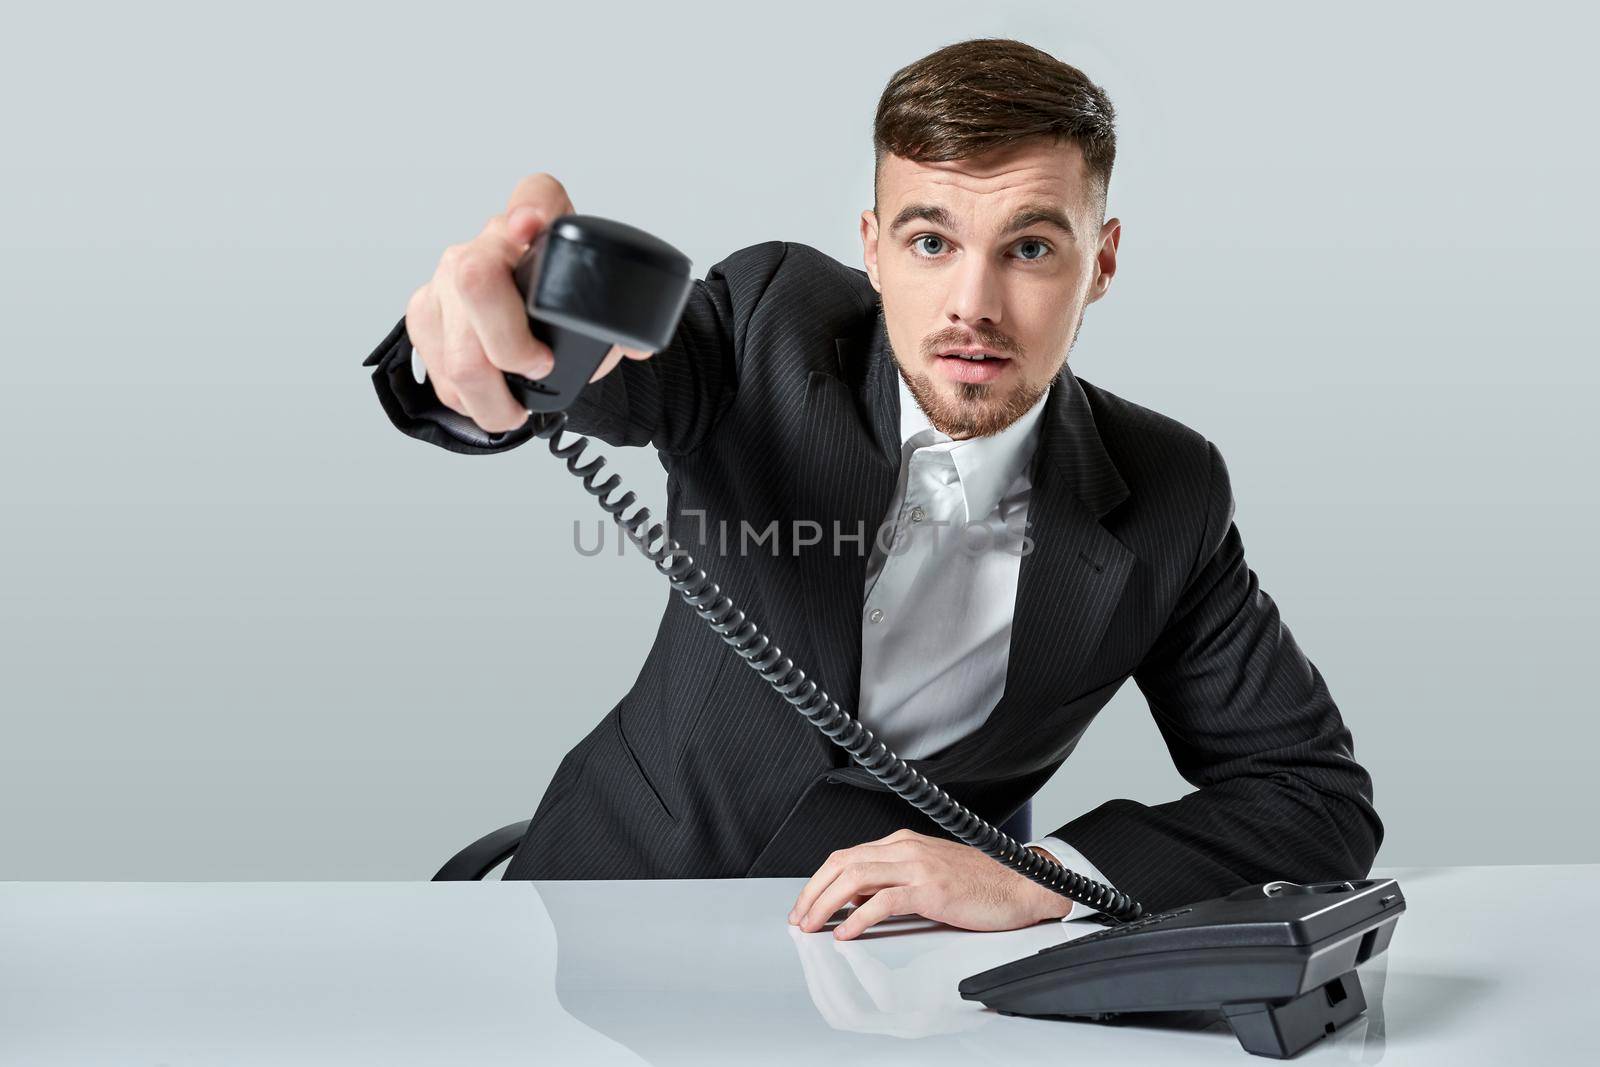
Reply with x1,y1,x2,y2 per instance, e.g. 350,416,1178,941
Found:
979,367,1134,757
787,304,899,767
931,364,1134,781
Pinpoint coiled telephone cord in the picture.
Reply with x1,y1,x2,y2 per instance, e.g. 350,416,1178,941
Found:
528,409,1143,922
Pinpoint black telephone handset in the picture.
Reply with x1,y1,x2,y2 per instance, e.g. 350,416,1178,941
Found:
503,215,694,413
502,215,1403,1059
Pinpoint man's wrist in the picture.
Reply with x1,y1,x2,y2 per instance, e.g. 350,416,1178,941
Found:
1024,844,1075,920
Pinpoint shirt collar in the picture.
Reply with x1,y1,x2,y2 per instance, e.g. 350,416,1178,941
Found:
894,367,1051,524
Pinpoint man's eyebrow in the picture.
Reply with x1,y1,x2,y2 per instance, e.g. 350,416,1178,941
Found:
1001,203,1076,239
887,202,1075,239
888,203,957,237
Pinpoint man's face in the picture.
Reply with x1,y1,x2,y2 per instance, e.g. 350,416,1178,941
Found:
860,138,1121,439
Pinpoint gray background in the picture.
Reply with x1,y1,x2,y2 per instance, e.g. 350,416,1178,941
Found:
2,1,1594,879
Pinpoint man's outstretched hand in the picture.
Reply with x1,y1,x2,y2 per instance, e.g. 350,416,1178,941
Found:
787,828,1075,940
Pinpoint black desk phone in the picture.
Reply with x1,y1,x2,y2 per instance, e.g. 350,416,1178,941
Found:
494,214,1406,1059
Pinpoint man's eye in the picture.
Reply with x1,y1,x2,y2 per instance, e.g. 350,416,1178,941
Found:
908,235,1053,261
1015,239,1053,261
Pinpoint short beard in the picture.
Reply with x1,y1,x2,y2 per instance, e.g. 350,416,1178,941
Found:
895,317,1080,439
898,366,1050,439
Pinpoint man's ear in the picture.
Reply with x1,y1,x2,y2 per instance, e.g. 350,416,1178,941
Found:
859,209,882,293
1086,216,1121,305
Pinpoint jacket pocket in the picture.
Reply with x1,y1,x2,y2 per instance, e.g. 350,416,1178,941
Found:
613,709,678,823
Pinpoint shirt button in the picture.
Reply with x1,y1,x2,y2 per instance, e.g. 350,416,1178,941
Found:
868,607,884,624
909,506,926,523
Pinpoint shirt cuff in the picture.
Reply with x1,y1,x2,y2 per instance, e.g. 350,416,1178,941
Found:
1026,835,1114,922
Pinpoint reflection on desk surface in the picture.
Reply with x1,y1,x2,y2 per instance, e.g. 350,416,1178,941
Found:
0,865,1582,1065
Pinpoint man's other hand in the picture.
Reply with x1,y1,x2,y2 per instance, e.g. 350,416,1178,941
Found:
787,828,1074,940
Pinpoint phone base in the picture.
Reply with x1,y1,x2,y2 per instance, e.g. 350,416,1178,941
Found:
996,970,1368,1059
1219,971,1367,1058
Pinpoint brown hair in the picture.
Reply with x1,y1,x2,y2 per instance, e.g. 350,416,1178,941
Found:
873,38,1117,215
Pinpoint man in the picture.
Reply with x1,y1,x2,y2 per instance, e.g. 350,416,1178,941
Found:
363,37,1381,940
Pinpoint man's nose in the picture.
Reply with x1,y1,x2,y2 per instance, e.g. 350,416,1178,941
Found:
944,256,1003,329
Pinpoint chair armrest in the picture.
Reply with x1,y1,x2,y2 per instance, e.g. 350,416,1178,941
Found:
432,819,532,881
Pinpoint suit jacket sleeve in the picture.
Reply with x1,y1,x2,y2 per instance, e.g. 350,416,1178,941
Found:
361,240,789,456
1046,440,1384,912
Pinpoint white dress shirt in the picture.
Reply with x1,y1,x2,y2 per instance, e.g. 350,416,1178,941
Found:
858,369,1111,920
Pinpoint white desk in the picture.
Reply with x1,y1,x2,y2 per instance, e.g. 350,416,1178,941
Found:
0,865,1587,1064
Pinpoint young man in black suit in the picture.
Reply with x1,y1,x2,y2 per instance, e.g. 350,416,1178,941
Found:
366,38,1381,939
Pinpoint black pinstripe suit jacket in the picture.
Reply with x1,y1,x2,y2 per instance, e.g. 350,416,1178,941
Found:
363,239,1382,911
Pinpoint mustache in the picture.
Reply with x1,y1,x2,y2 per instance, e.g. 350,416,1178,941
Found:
922,328,1022,358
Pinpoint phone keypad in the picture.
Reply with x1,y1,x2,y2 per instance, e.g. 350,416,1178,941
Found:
1042,907,1194,953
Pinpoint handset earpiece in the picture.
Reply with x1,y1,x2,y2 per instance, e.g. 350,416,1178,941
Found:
505,214,694,412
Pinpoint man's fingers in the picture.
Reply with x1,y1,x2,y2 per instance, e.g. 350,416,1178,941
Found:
797,862,906,932
591,346,626,383
504,205,544,247
833,887,914,941
789,847,857,924
453,241,552,380
404,286,475,416
405,284,444,375
479,209,543,267
790,839,1050,937
788,841,916,925
446,330,529,433
505,172,574,223
431,375,469,418
501,174,573,252
591,344,656,383
438,288,529,434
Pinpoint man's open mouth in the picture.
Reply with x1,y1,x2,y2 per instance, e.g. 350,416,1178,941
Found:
939,349,1008,362
934,348,1012,384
